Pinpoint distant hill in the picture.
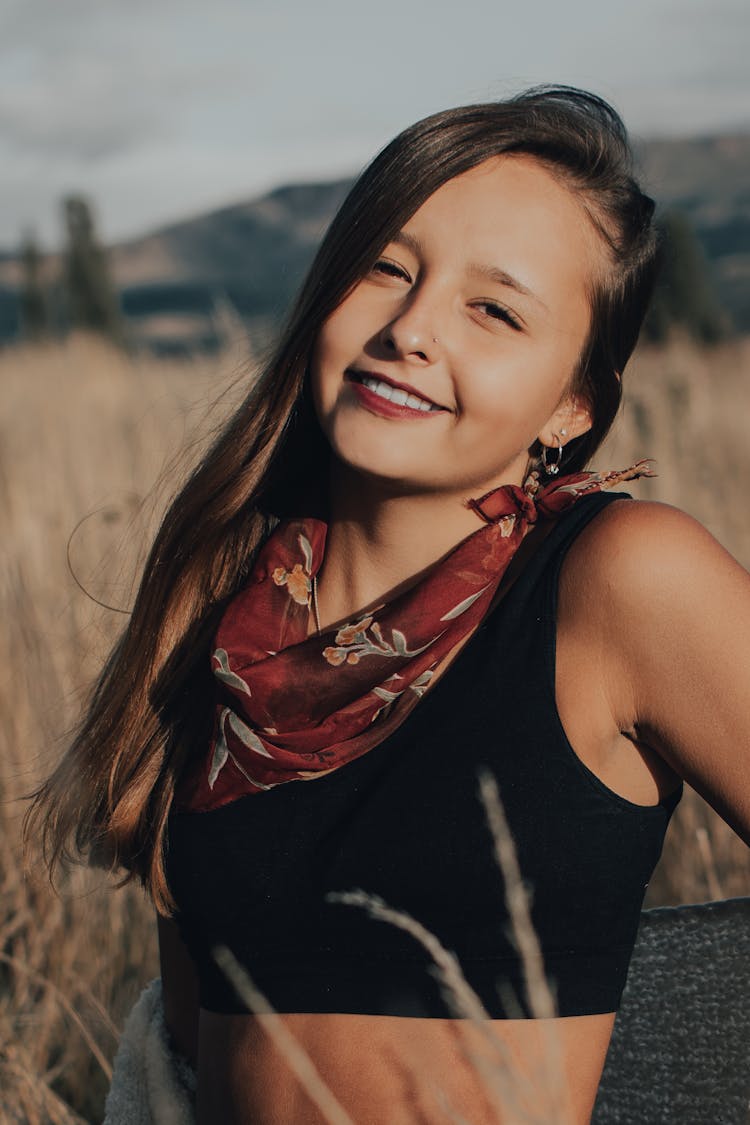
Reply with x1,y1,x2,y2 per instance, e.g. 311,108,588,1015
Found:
635,134,750,333
1,134,748,353
109,179,354,352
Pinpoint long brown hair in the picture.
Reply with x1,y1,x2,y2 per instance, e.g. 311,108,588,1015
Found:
28,85,660,912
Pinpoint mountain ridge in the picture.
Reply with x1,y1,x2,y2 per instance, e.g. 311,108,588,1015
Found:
2,134,748,351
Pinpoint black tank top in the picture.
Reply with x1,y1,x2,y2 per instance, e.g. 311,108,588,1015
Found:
166,491,682,1018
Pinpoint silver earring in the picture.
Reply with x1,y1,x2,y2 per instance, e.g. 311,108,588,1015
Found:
541,434,564,475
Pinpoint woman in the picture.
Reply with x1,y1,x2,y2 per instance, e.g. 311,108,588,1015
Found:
31,86,750,1124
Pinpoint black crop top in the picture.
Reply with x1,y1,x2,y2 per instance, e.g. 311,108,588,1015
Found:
166,491,682,1018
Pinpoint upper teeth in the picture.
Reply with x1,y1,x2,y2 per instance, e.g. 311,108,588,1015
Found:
359,376,440,412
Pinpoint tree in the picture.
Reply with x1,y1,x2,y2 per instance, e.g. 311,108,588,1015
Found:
644,210,727,345
19,230,49,343
63,195,126,347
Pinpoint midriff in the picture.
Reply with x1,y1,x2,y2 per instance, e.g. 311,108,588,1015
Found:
194,1008,616,1124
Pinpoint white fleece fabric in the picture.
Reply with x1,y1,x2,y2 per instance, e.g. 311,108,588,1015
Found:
103,978,196,1125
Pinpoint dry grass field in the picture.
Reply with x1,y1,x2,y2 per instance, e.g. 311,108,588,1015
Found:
1,332,748,1121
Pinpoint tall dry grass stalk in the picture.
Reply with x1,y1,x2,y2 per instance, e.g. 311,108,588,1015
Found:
1,331,748,1119
212,947,357,1125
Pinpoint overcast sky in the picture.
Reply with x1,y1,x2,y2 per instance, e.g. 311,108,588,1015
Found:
2,0,749,250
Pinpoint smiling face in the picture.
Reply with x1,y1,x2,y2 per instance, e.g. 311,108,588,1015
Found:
309,155,604,500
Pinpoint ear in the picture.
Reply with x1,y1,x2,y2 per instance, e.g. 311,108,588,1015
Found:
537,392,593,451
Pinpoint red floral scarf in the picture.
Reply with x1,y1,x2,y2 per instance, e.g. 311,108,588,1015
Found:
177,462,653,812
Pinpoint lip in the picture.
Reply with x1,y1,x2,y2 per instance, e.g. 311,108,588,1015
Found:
345,368,449,412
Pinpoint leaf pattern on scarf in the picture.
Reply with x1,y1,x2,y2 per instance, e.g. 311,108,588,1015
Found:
323,617,438,667
226,710,275,757
440,585,491,621
208,709,231,788
209,708,275,791
409,669,434,697
371,685,404,703
212,648,252,695
299,532,314,574
225,751,274,791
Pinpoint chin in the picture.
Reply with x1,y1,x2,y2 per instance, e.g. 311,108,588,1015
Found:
325,426,418,484
324,425,526,498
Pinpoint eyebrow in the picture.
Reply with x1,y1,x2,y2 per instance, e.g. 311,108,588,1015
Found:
466,262,549,312
390,231,549,313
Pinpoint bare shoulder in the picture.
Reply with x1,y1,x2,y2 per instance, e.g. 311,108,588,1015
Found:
567,494,739,566
560,497,750,842
560,497,749,620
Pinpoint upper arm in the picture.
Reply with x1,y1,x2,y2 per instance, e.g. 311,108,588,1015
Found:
157,913,200,1066
568,499,750,844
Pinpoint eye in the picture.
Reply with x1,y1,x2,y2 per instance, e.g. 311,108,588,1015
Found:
370,258,411,282
473,301,523,331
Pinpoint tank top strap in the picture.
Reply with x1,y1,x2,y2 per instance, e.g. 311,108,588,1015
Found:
492,489,632,633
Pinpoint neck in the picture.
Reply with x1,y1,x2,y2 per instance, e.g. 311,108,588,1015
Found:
313,457,528,631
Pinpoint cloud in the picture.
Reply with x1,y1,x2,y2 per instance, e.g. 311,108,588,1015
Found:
0,0,264,162
0,0,747,248
0,58,163,160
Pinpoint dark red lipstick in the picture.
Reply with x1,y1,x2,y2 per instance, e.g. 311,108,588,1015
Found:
345,369,449,419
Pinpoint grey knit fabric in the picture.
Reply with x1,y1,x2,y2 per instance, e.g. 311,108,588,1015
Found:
593,898,750,1124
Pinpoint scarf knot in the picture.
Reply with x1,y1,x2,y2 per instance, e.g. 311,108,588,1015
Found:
466,482,538,527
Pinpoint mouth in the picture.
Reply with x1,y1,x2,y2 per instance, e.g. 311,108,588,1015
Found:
345,369,448,413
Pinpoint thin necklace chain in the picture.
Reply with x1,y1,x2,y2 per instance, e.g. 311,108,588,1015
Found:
312,574,322,637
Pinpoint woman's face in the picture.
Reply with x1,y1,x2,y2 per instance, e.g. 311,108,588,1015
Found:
310,155,602,499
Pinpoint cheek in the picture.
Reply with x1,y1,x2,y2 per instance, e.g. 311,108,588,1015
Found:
458,350,570,431
309,322,341,405
310,305,359,392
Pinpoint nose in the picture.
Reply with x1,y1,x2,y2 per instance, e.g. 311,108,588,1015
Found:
378,293,442,364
